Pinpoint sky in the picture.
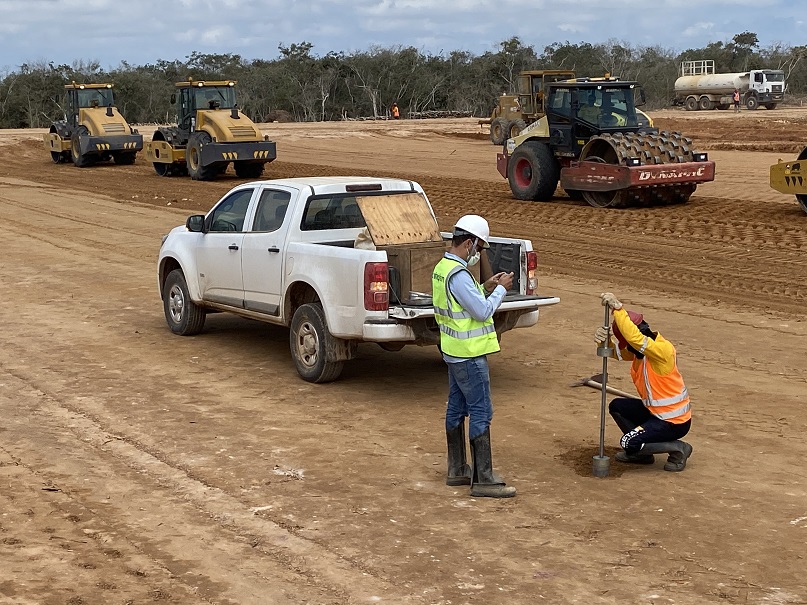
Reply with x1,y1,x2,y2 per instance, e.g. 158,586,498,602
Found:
0,0,804,71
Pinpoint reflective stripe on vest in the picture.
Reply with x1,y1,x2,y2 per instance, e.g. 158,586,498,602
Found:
432,257,499,358
631,354,691,423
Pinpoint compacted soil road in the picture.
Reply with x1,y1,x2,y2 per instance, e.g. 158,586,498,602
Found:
1,109,806,604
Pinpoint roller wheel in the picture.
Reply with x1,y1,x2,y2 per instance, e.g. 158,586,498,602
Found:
685,97,698,111
113,152,136,165
746,96,759,110
698,97,713,111
490,117,507,145
577,156,627,208
154,162,175,177
234,162,264,179
507,140,559,201
71,126,93,167
797,148,807,214
508,119,527,139
186,131,219,181
50,151,63,163
289,303,344,383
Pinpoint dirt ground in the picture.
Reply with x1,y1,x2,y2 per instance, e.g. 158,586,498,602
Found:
1,108,806,605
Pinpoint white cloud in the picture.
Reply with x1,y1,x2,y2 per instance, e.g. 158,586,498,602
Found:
0,0,802,69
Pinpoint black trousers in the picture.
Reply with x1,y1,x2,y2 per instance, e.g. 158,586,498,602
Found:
609,397,691,454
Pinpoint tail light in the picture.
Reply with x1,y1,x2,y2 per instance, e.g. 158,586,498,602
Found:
525,251,538,295
364,262,389,311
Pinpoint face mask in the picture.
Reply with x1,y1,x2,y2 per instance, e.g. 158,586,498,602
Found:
466,239,480,266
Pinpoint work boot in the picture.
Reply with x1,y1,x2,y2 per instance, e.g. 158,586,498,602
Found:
446,423,471,486
641,441,693,472
612,412,655,464
469,428,516,498
615,450,655,464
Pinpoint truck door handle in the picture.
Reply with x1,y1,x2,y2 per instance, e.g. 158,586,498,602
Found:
267,247,280,253
228,244,239,250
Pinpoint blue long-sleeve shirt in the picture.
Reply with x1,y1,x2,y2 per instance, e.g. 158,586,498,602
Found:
442,252,506,362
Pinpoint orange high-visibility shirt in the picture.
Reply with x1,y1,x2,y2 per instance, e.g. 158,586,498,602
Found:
613,308,692,424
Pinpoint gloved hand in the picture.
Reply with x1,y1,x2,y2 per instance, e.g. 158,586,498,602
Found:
594,325,611,344
600,292,623,310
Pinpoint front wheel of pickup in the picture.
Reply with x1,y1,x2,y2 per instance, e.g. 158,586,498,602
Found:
163,269,206,335
290,303,344,383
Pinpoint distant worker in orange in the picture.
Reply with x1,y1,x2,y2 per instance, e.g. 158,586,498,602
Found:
733,88,741,113
391,102,400,119
595,292,693,472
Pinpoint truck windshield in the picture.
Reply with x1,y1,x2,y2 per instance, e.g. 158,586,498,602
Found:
765,72,785,82
194,86,236,110
76,88,114,108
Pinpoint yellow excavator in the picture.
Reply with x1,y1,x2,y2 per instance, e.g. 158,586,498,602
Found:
144,79,276,180
769,147,807,214
44,82,143,167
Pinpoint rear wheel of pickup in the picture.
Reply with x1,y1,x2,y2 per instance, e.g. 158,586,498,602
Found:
163,269,206,336
290,303,344,383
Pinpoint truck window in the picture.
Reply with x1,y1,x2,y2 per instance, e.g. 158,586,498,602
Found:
252,189,291,232
301,195,367,231
207,188,254,232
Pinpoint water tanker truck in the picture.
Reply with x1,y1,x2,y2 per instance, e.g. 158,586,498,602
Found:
673,60,784,111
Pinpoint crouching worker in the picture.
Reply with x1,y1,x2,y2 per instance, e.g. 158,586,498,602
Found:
595,292,693,472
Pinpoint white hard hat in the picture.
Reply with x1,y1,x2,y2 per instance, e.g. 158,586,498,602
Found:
454,214,490,248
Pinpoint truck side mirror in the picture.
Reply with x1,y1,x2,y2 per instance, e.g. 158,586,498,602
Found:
170,93,176,105
186,215,206,232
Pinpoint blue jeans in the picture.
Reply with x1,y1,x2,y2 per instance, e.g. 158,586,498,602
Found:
445,356,493,440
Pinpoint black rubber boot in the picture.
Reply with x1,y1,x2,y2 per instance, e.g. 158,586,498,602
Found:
612,411,654,464
641,441,693,472
446,423,471,486
469,428,516,498
615,450,655,464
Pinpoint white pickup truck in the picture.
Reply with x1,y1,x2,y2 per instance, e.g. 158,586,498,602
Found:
157,176,560,382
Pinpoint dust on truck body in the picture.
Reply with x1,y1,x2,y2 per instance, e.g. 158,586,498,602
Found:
144,79,276,181
673,60,785,111
43,83,143,167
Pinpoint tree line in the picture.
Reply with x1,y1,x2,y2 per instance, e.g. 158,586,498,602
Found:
1,32,805,129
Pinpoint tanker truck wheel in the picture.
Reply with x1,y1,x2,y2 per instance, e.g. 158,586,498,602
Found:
685,97,698,111
764,103,777,110
507,141,559,202
745,96,759,110
698,97,713,110
490,117,507,145
186,131,219,181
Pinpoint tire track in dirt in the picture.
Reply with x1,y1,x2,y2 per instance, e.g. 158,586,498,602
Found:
3,138,805,318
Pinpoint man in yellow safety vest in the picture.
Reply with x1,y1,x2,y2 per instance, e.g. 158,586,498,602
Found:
595,292,693,472
432,215,516,497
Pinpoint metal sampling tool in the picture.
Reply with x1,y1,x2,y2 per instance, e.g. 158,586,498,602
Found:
593,304,613,478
